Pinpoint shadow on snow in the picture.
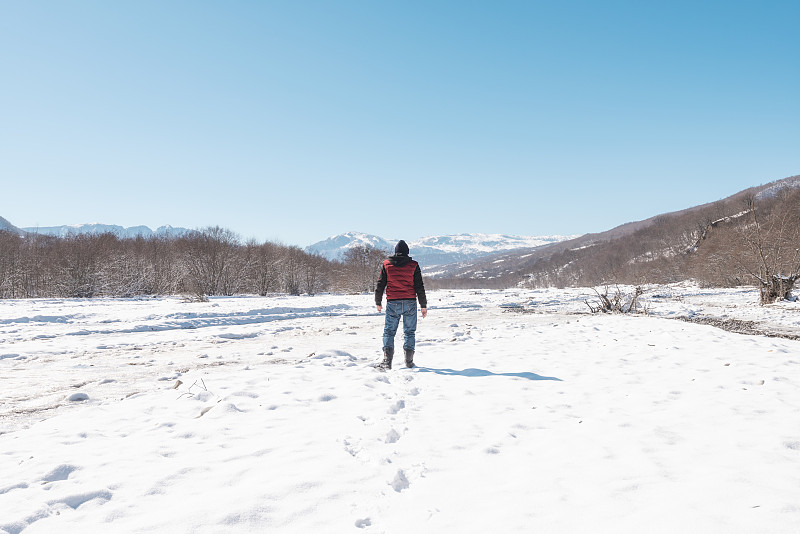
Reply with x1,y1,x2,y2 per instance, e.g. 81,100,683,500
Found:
416,367,562,381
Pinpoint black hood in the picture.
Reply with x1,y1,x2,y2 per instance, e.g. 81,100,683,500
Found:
388,253,412,267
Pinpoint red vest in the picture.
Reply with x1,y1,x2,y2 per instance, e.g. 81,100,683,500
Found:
384,259,418,300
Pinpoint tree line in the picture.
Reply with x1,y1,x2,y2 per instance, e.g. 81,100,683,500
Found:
4,185,796,303
0,228,393,299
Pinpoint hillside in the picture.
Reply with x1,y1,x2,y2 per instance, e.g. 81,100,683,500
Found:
0,216,25,236
430,174,800,289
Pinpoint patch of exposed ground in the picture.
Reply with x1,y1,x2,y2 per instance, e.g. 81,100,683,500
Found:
675,316,800,341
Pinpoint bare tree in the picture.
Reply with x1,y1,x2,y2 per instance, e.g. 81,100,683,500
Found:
301,253,328,295
0,231,22,298
341,245,387,293
735,194,800,304
144,235,181,295
18,233,56,297
585,286,645,313
248,240,282,296
281,246,306,296
180,227,241,297
53,233,117,298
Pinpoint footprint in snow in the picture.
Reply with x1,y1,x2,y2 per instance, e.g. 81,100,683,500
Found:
230,391,260,399
42,464,79,483
385,429,401,444
390,470,410,492
343,438,360,457
0,482,29,496
388,400,405,414
52,489,113,510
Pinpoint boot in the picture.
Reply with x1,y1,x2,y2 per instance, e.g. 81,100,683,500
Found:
378,347,394,370
404,349,415,368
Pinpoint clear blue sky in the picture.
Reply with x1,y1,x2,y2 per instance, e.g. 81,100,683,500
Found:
2,1,798,246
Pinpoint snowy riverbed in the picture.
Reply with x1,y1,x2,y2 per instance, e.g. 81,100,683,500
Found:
1,285,799,533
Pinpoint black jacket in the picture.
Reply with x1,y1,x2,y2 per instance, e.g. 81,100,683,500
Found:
375,253,427,308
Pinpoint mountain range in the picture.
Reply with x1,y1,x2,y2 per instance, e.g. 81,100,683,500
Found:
0,216,578,269
305,232,579,267
2,222,192,239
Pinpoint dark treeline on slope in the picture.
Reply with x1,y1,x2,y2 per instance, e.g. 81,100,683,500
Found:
432,177,800,303
0,227,392,299
521,186,800,299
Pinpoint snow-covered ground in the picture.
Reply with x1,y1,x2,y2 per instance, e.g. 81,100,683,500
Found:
1,285,799,533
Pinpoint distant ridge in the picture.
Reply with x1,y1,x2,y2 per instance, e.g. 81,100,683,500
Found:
306,232,396,260
306,232,579,267
0,216,25,236
20,223,191,239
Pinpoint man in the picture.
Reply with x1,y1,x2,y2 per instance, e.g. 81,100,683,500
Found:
375,240,427,369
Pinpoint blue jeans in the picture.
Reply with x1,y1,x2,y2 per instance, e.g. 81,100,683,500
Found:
383,299,418,351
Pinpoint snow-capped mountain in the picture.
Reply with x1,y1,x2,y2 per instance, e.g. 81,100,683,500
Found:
306,232,396,260
306,232,579,266
21,223,191,239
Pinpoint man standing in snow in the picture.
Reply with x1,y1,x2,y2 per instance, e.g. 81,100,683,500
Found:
375,240,427,369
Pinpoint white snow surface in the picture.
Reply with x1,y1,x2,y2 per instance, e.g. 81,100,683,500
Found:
1,285,800,533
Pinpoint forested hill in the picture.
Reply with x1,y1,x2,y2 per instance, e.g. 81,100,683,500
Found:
430,174,800,290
